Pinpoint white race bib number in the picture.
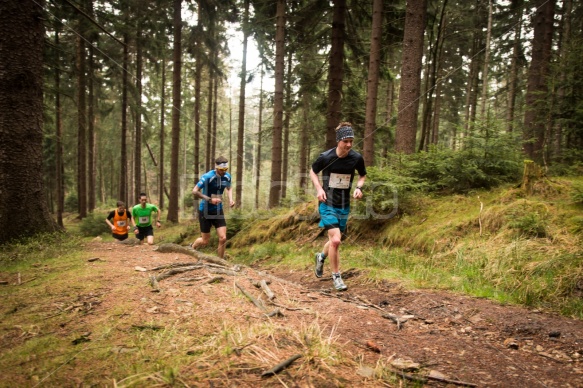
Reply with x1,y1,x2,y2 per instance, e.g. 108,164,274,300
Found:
116,220,126,227
139,216,150,224
329,173,351,189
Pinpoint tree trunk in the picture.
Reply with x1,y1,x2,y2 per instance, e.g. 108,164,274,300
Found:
268,0,286,208
119,15,129,205
236,0,249,208
255,67,264,210
363,0,383,166
395,0,427,154
479,0,493,119
167,0,182,223
523,0,555,163
134,21,143,202
282,53,292,199
206,69,213,171
76,30,87,218
87,0,96,212
54,27,64,227
212,66,218,161
325,0,347,149
506,0,523,133
159,58,166,209
88,43,96,212
194,4,202,182
0,0,59,243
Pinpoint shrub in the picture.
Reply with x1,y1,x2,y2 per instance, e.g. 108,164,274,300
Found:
64,193,78,212
78,212,111,237
570,182,583,205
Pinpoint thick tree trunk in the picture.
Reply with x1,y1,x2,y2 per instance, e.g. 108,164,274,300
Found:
76,32,87,218
282,54,292,199
167,0,182,222
479,0,493,119
0,0,59,243
523,0,555,163
255,68,264,210
134,23,143,202
119,20,129,205
159,58,166,209
395,0,427,154
55,28,64,227
506,2,523,133
363,0,383,166
268,0,286,208
236,0,249,208
325,0,347,149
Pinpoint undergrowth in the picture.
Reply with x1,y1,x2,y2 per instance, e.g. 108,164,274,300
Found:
230,177,583,318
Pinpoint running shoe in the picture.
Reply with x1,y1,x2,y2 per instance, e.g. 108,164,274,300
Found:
314,253,325,278
332,273,348,291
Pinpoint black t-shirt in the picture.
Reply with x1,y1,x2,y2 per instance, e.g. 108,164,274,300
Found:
311,148,367,208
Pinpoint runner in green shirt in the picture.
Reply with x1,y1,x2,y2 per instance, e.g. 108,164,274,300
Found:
131,193,161,245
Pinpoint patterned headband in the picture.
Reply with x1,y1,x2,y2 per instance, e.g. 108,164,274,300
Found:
336,126,354,142
216,162,228,169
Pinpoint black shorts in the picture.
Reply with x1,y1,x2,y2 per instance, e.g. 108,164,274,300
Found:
112,233,128,241
198,208,227,233
135,225,154,240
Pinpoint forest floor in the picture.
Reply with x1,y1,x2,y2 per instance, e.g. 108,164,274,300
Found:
2,239,583,387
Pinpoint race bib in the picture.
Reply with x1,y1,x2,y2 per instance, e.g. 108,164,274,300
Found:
329,173,351,189
139,216,150,224
116,220,126,227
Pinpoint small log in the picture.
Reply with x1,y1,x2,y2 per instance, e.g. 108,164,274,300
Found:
150,262,200,271
206,267,240,276
235,282,266,312
149,275,160,292
382,313,403,329
259,280,275,300
425,372,477,387
156,265,204,281
261,354,302,377
155,243,230,266
235,282,282,317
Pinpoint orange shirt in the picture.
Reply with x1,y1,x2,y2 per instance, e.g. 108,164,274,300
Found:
112,210,129,235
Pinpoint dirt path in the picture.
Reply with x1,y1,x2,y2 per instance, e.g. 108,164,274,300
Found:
75,241,583,386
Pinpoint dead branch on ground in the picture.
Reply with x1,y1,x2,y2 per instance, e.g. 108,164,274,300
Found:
235,282,283,317
261,354,302,377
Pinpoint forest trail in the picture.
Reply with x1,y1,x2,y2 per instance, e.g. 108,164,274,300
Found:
80,240,583,387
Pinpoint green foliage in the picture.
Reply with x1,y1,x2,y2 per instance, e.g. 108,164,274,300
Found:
410,132,523,192
569,182,583,205
355,165,427,217
78,212,111,237
508,212,548,238
64,193,78,212
0,232,82,265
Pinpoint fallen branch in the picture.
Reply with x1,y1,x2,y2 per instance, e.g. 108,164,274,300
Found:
235,282,283,317
259,280,275,300
155,243,230,266
261,354,302,377
381,313,414,330
268,301,307,311
206,267,240,276
235,282,266,312
149,276,160,292
425,372,477,387
150,262,200,271
156,265,204,281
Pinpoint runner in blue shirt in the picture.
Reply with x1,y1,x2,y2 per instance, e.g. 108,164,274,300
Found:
190,156,235,258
